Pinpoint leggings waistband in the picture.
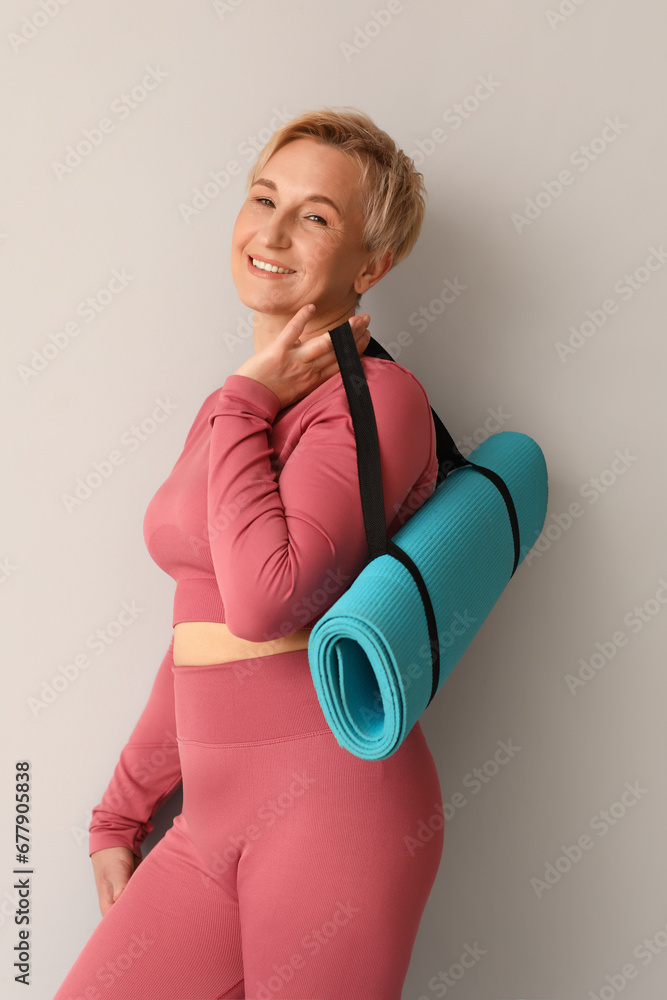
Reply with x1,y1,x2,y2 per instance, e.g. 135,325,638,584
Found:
171,645,332,744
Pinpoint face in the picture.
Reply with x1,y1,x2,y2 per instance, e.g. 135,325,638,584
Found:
231,137,386,331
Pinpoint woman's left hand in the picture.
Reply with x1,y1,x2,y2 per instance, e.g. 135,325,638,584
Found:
233,304,371,411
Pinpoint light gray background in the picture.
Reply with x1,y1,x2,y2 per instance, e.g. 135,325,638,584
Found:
2,2,666,999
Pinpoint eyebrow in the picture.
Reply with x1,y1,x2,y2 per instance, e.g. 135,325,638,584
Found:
251,177,343,218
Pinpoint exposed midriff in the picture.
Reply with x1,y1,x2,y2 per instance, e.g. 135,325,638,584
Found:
172,621,311,666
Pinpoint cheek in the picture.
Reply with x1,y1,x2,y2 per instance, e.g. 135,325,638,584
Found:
232,219,246,245
232,208,254,244
300,239,342,280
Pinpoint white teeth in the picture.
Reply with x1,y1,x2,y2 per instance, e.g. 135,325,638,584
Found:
251,257,295,274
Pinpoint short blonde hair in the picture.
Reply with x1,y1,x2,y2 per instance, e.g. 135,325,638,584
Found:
245,105,428,307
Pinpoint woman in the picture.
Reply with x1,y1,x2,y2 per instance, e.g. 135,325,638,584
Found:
53,106,444,1000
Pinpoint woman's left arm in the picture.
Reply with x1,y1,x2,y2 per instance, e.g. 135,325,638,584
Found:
206,362,437,642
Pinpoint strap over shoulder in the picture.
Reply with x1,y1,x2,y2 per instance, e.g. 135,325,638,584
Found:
329,319,522,706
339,322,520,575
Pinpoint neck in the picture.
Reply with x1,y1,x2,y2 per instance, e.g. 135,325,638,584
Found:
251,303,359,355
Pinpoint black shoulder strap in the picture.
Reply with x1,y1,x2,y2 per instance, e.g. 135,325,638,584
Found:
328,320,521,707
342,325,520,574
340,321,520,579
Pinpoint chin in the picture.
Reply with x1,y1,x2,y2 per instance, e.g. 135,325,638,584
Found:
241,283,296,309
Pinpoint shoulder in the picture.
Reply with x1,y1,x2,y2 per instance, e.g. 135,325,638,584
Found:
301,355,432,426
365,355,431,411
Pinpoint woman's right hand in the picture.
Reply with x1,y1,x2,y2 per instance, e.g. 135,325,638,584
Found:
90,846,142,917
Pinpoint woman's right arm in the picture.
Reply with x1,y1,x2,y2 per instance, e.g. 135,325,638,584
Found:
88,635,182,910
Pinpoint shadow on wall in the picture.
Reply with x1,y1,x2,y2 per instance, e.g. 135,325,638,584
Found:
141,786,184,855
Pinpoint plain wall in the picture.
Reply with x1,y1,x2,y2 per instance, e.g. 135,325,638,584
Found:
3,1,666,998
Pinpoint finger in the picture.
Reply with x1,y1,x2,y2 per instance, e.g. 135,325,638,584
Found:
98,877,115,914
338,315,371,354
318,326,371,380
279,304,317,347
112,873,129,895
300,315,369,370
333,314,368,334
354,315,371,344
322,314,369,352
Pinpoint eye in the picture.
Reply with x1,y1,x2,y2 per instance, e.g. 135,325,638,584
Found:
253,197,328,225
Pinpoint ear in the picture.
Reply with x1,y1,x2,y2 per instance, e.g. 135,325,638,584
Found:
354,248,394,296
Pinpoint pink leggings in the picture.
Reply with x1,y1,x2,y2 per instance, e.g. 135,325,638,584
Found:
53,645,444,1000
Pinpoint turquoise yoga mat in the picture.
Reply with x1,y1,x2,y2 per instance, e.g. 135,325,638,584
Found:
307,430,548,760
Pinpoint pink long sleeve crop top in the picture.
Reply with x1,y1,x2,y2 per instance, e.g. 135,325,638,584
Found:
142,354,439,640
88,352,438,857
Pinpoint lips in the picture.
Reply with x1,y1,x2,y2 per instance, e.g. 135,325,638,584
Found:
246,254,297,279
248,253,296,272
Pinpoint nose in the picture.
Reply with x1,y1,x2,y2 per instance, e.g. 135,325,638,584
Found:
258,207,292,246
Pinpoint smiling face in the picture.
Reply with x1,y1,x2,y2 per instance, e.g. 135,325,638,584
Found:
231,137,390,344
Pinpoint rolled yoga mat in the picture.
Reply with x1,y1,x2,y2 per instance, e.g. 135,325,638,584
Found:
307,430,549,760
